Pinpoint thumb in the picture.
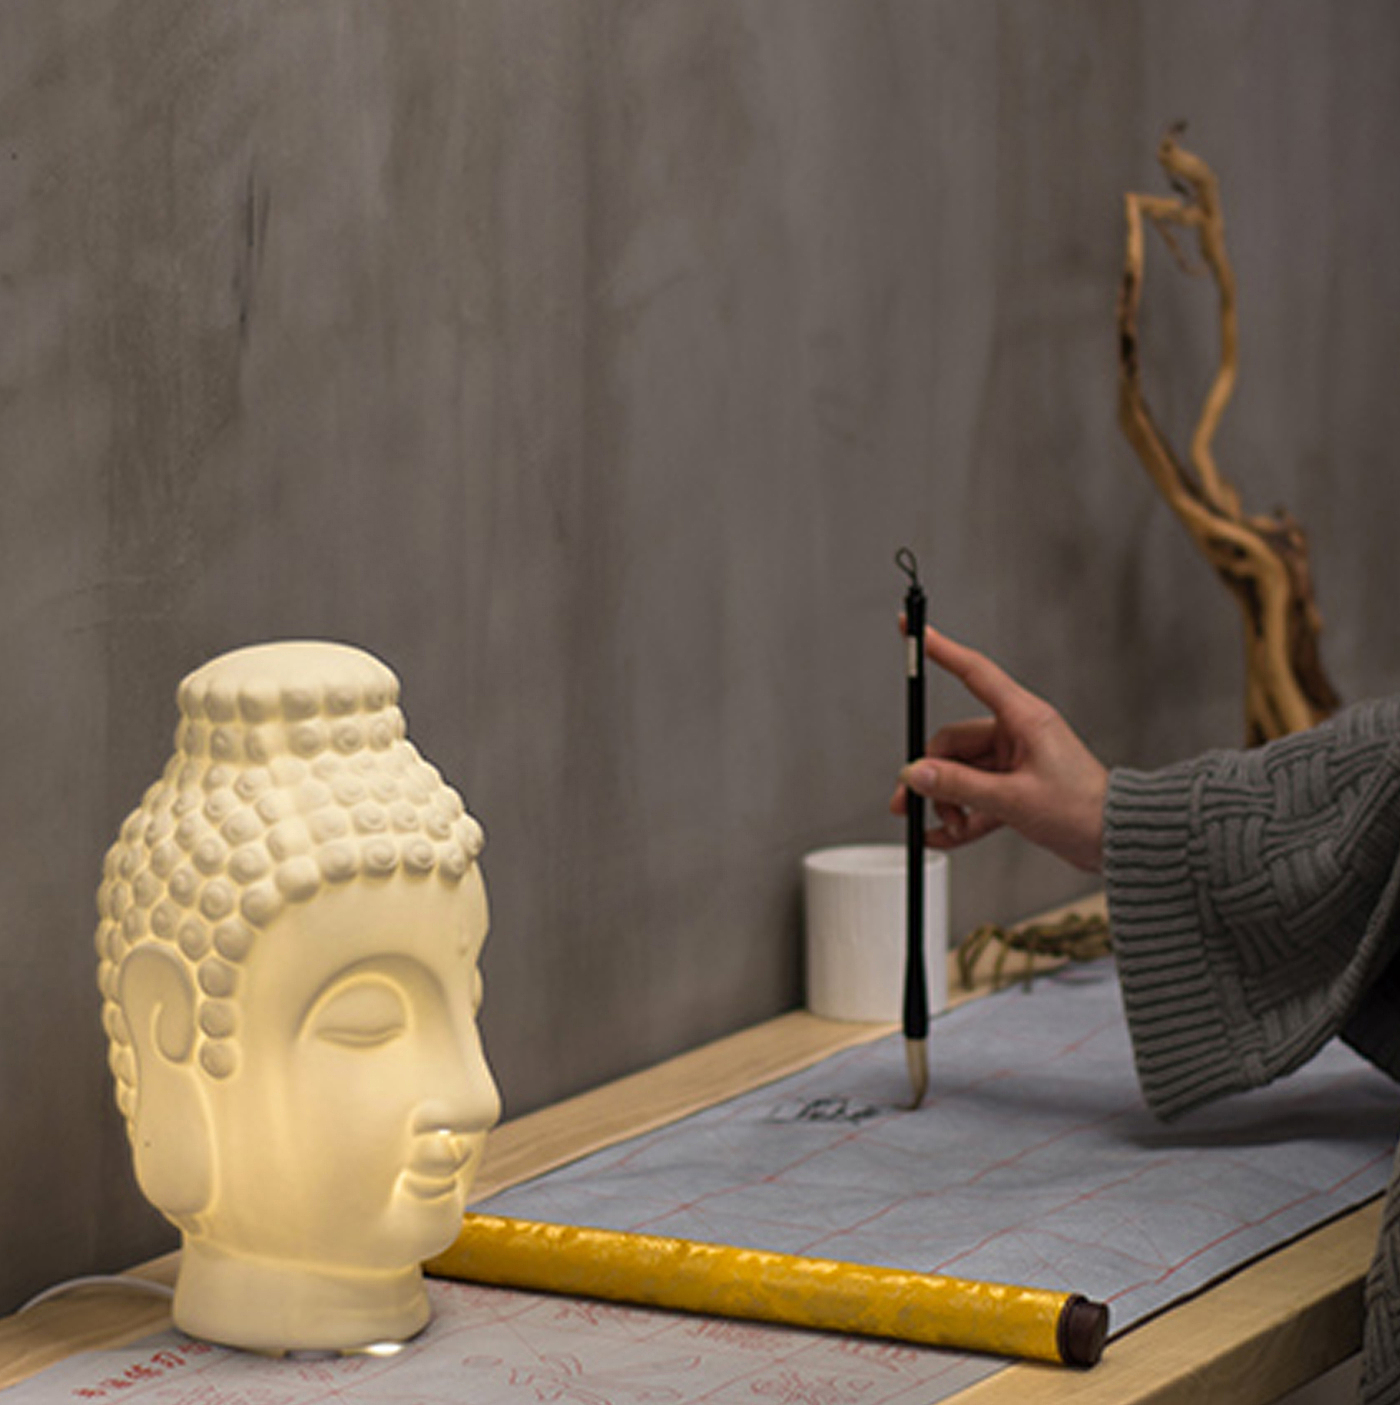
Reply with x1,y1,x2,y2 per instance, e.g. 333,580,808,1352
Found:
900,758,1015,822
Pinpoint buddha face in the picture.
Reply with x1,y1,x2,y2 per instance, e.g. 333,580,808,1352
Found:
196,868,500,1270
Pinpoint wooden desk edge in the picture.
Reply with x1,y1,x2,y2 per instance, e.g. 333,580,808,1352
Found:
2,892,1378,1401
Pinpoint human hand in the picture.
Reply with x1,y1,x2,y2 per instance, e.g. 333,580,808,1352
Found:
891,625,1107,873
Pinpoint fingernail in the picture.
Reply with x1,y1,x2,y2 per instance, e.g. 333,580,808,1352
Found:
901,761,936,791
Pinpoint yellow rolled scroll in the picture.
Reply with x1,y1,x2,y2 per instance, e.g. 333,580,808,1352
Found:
425,1213,1108,1367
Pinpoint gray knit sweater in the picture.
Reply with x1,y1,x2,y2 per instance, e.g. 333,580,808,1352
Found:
1105,698,1400,1403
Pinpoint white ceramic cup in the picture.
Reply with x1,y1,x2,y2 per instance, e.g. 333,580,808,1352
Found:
803,845,949,1022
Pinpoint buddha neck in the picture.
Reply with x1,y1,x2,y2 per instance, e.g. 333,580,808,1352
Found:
174,1237,431,1353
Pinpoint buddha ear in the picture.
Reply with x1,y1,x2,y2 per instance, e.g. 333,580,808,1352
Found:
119,946,214,1221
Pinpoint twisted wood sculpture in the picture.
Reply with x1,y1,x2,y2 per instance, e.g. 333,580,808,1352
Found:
1117,126,1340,745
960,132,1345,988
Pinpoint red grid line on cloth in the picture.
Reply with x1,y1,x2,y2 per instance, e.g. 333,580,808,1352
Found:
611,1024,1142,1262
619,1015,1134,1254
625,1121,879,1239
928,1161,1168,1279
1105,1148,1396,1305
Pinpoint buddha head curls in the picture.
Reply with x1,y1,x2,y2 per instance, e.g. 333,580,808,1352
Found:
95,642,484,1119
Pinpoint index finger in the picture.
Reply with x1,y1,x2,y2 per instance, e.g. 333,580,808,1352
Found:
922,624,1039,720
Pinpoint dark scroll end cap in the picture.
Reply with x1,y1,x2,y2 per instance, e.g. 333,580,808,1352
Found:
1057,1294,1109,1367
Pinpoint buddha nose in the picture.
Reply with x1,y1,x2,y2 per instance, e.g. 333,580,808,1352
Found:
415,1127,474,1172
419,1021,501,1137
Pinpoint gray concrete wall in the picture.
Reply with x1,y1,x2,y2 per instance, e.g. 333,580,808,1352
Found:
3,0,1400,1311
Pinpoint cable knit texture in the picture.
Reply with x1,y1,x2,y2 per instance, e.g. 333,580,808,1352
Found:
1105,698,1400,1403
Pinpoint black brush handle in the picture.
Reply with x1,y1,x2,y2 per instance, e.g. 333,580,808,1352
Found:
897,549,928,1042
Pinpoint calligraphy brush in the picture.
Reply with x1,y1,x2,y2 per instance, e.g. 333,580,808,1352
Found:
895,548,929,1109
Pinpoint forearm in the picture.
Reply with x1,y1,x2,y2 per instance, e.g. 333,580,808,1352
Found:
1106,697,1400,1119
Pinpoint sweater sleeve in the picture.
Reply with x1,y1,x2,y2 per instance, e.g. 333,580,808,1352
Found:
1104,696,1400,1120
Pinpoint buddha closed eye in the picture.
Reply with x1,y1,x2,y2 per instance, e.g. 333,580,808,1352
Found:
309,977,411,1049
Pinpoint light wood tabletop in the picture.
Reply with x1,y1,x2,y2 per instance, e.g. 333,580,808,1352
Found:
0,894,1377,1402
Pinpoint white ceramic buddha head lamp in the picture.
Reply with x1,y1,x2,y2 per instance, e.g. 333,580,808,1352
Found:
95,642,500,1353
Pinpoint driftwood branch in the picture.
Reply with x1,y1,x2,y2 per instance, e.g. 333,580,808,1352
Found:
1117,128,1340,744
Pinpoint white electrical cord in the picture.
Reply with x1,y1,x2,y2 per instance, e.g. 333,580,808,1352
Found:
18,1274,175,1313
16,1277,408,1359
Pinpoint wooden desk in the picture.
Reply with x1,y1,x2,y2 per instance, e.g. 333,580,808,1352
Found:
0,896,1376,1402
